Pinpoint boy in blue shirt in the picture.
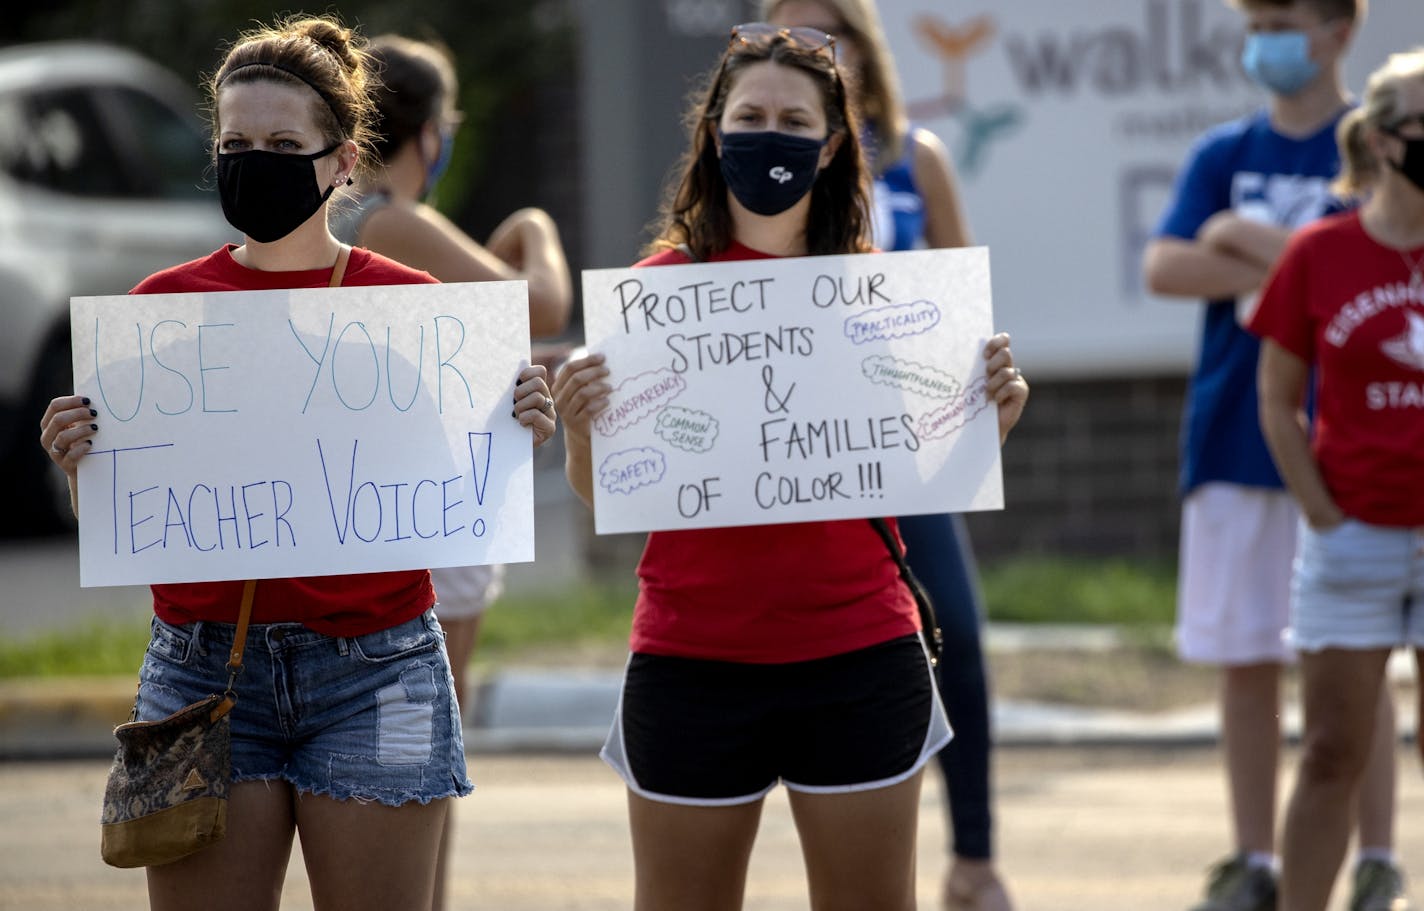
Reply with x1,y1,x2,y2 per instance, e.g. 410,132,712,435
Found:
1143,2,1408,910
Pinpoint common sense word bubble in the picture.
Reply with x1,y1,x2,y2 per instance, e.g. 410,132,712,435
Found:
843,300,941,345
599,447,667,495
916,376,991,441
861,355,962,400
654,406,720,454
593,368,687,437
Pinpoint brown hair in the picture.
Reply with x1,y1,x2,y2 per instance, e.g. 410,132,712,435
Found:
1334,47,1424,198
761,0,909,169
208,15,376,162
647,31,873,261
366,35,458,162
1230,0,1365,24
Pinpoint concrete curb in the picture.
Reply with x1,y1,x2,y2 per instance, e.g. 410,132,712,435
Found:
2,629,1417,760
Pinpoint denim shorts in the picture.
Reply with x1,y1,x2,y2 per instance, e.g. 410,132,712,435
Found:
1291,519,1424,652
136,608,473,806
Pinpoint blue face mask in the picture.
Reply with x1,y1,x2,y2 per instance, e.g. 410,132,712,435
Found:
1241,31,1319,96
717,130,828,216
422,130,454,198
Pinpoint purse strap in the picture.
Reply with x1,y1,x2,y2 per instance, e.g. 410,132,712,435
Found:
868,518,943,666
218,579,257,713
329,244,351,287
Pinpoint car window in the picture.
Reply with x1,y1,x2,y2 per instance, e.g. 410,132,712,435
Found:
0,87,133,197
96,85,210,199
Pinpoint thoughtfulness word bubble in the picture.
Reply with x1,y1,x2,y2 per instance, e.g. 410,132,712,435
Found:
917,376,991,441
861,355,962,400
843,300,941,345
592,368,687,436
599,447,667,495
654,406,720,453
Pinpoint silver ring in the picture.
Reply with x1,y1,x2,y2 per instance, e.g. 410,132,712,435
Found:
50,441,65,454
540,395,555,414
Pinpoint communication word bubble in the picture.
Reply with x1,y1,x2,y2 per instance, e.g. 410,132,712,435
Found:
916,376,991,441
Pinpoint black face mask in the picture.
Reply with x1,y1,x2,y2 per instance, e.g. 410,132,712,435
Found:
717,130,828,216
1385,130,1424,195
216,143,342,243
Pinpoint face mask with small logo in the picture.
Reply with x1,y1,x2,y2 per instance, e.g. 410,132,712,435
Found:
1241,31,1319,96
216,143,342,244
717,130,828,216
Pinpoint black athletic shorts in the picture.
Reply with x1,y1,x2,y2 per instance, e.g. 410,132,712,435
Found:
600,634,951,805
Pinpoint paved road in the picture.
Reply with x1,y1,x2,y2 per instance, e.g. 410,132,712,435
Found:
4,746,1423,910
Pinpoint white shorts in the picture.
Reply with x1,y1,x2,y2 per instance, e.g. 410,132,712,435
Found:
1176,483,1297,665
1291,519,1424,653
431,563,505,621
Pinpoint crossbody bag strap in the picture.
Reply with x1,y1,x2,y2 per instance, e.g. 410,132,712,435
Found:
329,244,351,287
868,518,943,666
215,580,257,718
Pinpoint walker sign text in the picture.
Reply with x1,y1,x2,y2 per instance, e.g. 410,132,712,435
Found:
581,249,1003,534
71,282,534,587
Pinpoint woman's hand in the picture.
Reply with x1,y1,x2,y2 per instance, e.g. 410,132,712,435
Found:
38,394,98,517
551,351,611,509
551,352,611,446
513,365,557,448
983,333,1028,444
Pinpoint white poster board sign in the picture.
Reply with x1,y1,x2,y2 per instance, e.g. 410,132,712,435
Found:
71,282,534,587
581,248,1002,534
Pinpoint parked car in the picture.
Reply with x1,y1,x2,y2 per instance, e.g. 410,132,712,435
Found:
0,42,234,534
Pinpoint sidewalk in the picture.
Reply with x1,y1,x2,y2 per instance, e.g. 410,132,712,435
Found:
2,624,1417,760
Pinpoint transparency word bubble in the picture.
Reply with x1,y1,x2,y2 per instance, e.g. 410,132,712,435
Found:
593,368,687,436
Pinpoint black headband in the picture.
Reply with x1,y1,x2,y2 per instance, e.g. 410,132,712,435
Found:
219,61,344,129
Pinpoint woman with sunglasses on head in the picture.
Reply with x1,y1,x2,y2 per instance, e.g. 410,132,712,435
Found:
329,35,572,911
761,3,1013,909
1249,47,1424,911
37,16,556,911
554,23,1027,911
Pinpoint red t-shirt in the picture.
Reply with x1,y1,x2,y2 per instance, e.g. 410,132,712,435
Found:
130,245,438,635
1248,212,1424,527
628,241,918,663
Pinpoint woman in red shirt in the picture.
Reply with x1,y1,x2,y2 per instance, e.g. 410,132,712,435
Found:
1251,48,1424,911
37,16,555,911
553,23,1027,910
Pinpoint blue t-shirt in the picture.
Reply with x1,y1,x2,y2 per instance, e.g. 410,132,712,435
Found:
872,145,925,252
1155,108,1344,495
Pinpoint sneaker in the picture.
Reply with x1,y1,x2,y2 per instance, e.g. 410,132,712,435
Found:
1350,859,1413,911
1189,854,1277,911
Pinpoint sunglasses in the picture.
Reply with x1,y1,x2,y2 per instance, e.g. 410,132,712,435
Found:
1385,113,1424,136
727,22,838,60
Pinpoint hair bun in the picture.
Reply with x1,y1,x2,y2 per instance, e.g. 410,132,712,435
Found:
293,17,363,75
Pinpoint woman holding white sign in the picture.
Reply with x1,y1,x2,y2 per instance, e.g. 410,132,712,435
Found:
38,15,555,911
761,2,1014,908
553,23,1026,910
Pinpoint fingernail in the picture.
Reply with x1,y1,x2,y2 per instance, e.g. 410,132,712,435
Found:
89,409,97,417
90,424,98,431
511,409,517,418
82,397,91,405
